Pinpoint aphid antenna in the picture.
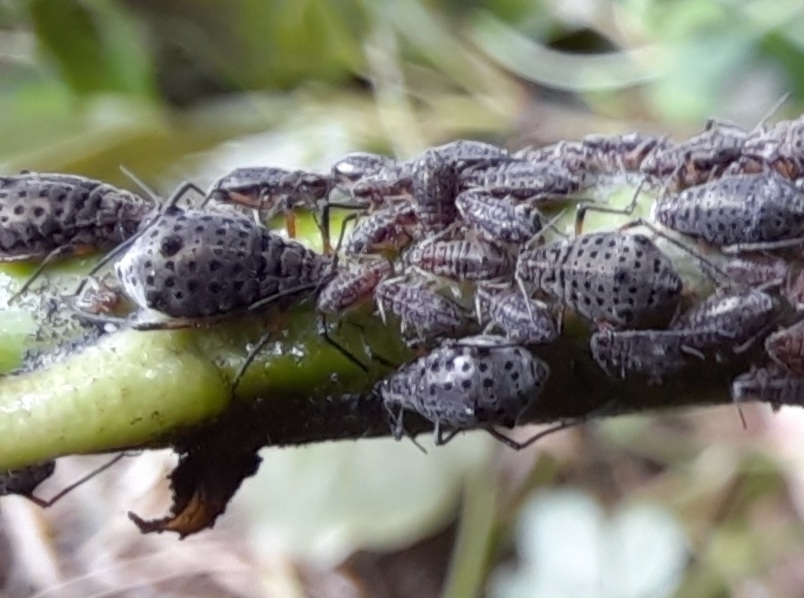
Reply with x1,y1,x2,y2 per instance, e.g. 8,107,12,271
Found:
754,91,791,132
27,453,127,509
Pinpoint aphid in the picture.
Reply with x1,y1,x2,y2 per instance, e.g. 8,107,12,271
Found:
581,132,672,173
590,328,697,381
640,121,748,189
651,171,804,253
375,278,469,344
411,149,460,233
350,162,415,206
731,364,804,407
766,319,804,376
378,334,550,448
407,238,515,282
0,171,155,301
343,203,417,256
317,258,393,314
741,116,804,179
725,255,792,288
75,207,334,330
475,285,559,345
669,288,780,353
206,166,335,249
1,454,125,508
455,190,543,245
427,139,510,170
459,160,580,200
515,231,683,329
331,152,397,185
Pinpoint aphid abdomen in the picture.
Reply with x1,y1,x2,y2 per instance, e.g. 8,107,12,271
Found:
456,190,543,245
317,259,392,314
409,240,514,281
487,290,559,344
590,328,690,380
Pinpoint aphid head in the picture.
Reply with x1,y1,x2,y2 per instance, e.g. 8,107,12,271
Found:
331,152,396,184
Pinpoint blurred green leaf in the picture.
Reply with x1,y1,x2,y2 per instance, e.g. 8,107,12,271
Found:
29,0,154,97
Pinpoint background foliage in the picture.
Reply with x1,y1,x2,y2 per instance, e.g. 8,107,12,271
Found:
2,1,804,596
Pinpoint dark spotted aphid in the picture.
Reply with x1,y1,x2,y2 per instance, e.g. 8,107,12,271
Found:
640,121,748,189
411,149,460,233
206,166,335,249
459,160,580,201
515,140,596,178
343,203,417,256
331,152,397,185
455,190,543,245
669,288,780,354
407,238,515,282
590,328,696,382
378,334,550,448
741,117,804,179
725,255,792,288
475,285,559,345
374,278,468,344
731,364,804,407
515,232,683,329
427,139,510,170
317,258,393,314
350,162,415,206
98,207,334,328
766,319,804,376
651,171,804,253
0,172,154,300
581,132,672,174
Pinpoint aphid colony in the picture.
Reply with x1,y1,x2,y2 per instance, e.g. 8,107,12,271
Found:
8,109,804,503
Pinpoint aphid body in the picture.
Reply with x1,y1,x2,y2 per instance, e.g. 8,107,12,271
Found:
766,319,804,376
344,203,417,256
475,285,559,345
407,238,515,282
731,365,804,407
317,259,392,314
0,172,153,261
411,149,460,233
516,232,683,328
208,166,334,211
590,328,694,381
652,172,804,251
455,190,543,245
374,278,468,342
331,152,397,185
379,335,549,442
115,207,334,319
459,160,580,200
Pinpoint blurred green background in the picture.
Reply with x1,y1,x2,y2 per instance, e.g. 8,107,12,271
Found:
2,1,804,597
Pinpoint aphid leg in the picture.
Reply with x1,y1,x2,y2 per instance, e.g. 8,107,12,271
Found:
574,177,647,236
679,344,706,360
316,313,369,373
434,425,462,446
7,245,86,304
486,421,576,450
721,238,804,255
27,453,127,508
515,273,538,328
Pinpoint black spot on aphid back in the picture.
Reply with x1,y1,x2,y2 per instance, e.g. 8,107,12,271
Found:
461,379,472,389
12,205,24,216
483,378,494,389
33,207,44,218
160,235,183,257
